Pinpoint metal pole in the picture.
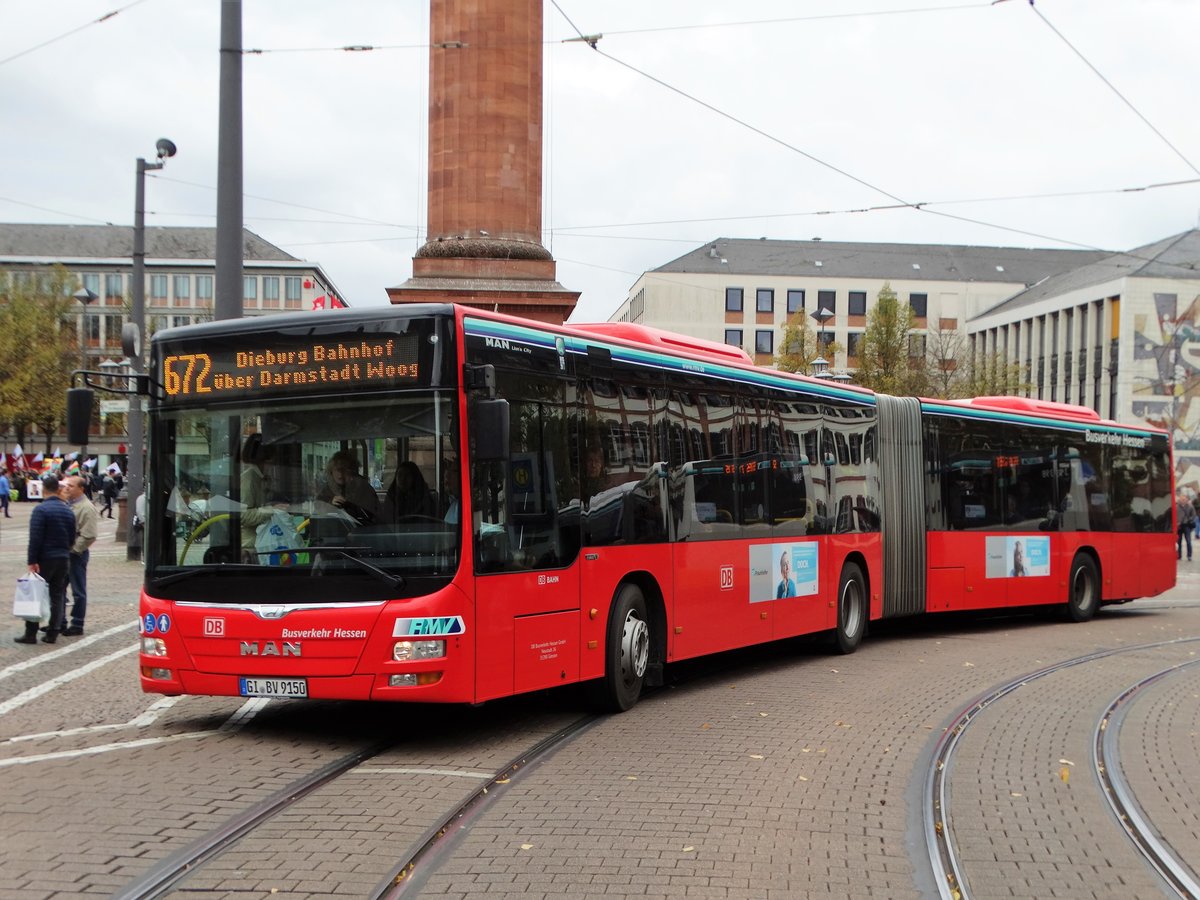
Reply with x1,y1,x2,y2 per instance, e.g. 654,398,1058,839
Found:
128,157,153,560
214,0,243,322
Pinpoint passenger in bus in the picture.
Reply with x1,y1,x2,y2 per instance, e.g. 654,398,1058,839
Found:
317,450,379,525
776,550,797,598
383,461,435,520
239,434,287,559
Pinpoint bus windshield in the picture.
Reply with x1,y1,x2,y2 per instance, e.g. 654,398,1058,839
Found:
145,390,460,601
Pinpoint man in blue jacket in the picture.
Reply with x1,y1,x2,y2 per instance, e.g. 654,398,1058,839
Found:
14,474,76,645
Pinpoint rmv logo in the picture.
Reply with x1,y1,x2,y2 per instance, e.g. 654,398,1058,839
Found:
240,641,301,657
484,337,512,350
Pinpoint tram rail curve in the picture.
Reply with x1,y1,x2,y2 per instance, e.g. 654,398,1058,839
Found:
924,636,1200,900
110,714,599,900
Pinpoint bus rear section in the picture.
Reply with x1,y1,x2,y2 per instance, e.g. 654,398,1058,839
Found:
918,397,1175,617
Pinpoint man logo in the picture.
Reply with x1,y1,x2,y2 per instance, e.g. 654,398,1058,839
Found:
240,641,301,657
720,565,734,590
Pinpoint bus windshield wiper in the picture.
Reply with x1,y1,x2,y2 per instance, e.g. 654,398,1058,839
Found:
310,546,406,590
150,564,265,588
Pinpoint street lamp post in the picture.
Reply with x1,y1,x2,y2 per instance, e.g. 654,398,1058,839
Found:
810,307,834,377
72,287,98,463
129,138,176,560
72,287,97,374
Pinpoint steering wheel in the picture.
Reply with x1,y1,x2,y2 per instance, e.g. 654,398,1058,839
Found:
180,513,230,564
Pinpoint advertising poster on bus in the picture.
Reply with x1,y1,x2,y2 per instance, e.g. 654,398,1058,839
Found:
985,535,1050,578
749,542,819,602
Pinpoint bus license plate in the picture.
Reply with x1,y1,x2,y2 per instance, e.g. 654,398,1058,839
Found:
239,677,308,699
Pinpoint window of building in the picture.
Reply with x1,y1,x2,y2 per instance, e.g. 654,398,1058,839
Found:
909,293,928,317
172,316,190,328
725,287,743,313
724,329,743,348
243,276,257,303
817,331,835,352
786,289,805,314
107,314,123,347
104,273,123,299
173,274,191,302
150,274,168,300
817,290,836,314
263,276,280,308
909,334,927,357
756,288,774,313
847,332,864,358
82,273,100,296
285,276,302,308
755,330,773,355
86,315,100,341
196,275,213,301
848,291,867,316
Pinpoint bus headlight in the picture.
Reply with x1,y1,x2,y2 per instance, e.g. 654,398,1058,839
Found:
393,640,445,662
389,672,443,687
141,637,168,657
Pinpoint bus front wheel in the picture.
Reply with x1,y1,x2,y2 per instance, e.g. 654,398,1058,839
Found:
833,562,867,654
1065,553,1100,622
587,583,650,713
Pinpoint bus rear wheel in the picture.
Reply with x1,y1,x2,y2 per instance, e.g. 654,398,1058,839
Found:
834,562,867,654
1065,553,1100,622
587,583,650,713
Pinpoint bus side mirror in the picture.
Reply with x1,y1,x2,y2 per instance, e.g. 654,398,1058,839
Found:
66,388,94,445
472,399,510,462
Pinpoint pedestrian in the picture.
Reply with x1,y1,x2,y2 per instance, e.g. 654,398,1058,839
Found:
14,474,75,645
0,467,10,518
60,474,97,636
101,473,116,518
1176,490,1196,562
1191,491,1200,540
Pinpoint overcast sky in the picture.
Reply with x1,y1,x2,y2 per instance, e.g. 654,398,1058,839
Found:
3,0,1199,323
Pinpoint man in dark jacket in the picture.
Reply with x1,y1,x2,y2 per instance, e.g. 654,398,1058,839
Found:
15,474,76,645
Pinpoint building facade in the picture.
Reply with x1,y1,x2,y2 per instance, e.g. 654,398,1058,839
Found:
610,239,1104,369
0,223,345,461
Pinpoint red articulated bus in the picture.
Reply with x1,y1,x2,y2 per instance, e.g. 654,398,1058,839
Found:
134,304,1176,711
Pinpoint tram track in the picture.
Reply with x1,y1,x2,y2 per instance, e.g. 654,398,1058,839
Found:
1094,659,1200,899
924,636,1200,900
111,712,600,900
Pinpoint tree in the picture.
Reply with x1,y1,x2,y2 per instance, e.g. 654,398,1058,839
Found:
853,283,927,395
924,318,967,399
958,349,1028,398
776,312,842,375
0,267,79,451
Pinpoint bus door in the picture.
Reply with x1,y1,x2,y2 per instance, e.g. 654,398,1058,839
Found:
469,385,582,702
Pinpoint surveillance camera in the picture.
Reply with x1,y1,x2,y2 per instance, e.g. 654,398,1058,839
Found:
155,138,177,160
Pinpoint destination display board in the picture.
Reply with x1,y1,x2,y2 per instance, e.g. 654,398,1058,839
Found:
157,331,422,403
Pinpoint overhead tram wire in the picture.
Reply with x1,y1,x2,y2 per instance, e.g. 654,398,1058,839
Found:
1025,2,1200,178
0,0,155,68
236,2,996,55
550,176,1200,232
549,8,1196,264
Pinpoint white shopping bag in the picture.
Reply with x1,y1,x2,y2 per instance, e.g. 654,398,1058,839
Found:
13,574,50,622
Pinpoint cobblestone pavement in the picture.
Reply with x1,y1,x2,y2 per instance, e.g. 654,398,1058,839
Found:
0,497,1197,899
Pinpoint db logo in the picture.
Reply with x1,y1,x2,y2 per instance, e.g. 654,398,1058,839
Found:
720,566,734,590
203,617,225,636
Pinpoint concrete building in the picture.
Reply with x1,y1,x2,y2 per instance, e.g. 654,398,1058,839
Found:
610,238,1104,368
0,223,344,460
611,231,1200,483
